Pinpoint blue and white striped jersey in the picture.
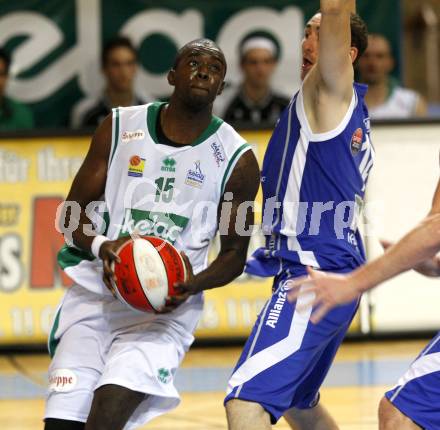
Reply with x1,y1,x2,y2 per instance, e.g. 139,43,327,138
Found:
247,83,374,276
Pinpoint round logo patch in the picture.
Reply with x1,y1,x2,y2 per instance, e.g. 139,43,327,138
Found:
130,155,141,166
49,369,77,392
350,128,363,155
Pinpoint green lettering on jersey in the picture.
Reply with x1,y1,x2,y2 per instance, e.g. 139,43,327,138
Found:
119,208,189,244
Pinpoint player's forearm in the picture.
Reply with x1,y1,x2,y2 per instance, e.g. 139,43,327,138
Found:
191,248,247,292
351,213,440,292
320,0,355,14
60,205,99,253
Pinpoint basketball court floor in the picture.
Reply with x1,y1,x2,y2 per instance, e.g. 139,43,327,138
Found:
0,340,429,429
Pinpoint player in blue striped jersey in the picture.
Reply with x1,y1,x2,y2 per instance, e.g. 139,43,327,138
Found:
225,1,372,429
287,178,440,430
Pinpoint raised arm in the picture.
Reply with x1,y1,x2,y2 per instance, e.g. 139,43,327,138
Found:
302,0,358,133
316,0,356,98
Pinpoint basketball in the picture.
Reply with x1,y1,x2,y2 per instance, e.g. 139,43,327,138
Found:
112,236,187,312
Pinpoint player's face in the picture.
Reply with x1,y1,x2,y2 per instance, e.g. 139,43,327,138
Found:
103,47,137,93
301,13,321,81
358,36,394,85
0,59,8,97
241,48,276,89
172,49,226,110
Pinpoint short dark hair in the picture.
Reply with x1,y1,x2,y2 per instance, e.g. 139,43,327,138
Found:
173,38,226,73
350,13,368,65
0,49,11,74
101,36,137,68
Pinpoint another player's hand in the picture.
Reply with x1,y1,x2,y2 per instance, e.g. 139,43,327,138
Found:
286,267,361,324
158,252,196,313
99,236,131,296
381,239,440,278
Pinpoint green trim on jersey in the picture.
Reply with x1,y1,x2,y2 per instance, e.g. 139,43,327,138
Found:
146,101,224,146
221,143,251,194
48,308,61,358
57,245,95,270
110,107,120,165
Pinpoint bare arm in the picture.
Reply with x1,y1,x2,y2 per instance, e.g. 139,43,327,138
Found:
303,0,356,132
166,149,260,309
192,149,260,291
287,178,440,323
316,0,355,97
61,114,128,293
351,211,440,292
63,114,112,250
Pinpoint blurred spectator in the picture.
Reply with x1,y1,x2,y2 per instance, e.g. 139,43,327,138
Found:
215,36,290,128
71,36,149,128
358,34,427,119
0,49,34,130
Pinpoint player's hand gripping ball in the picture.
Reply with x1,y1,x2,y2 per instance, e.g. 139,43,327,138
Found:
110,236,188,312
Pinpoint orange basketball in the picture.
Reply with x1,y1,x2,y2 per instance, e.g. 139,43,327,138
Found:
112,236,186,312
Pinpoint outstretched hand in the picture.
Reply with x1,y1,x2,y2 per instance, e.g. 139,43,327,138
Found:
286,267,361,324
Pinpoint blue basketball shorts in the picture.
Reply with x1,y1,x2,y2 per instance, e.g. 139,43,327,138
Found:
385,332,440,430
224,266,359,423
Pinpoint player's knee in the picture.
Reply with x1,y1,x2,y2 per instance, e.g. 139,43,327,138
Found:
378,397,404,430
226,399,268,429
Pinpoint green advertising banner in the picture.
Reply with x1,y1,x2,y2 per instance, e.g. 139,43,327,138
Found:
0,0,400,128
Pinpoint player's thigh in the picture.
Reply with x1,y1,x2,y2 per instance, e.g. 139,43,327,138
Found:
45,418,85,430
225,276,358,424
85,384,145,430
45,291,110,423
94,321,190,428
288,311,355,410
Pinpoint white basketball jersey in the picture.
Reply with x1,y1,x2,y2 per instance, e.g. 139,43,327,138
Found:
369,86,420,119
58,102,250,300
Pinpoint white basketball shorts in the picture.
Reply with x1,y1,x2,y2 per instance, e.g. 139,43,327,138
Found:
45,284,202,429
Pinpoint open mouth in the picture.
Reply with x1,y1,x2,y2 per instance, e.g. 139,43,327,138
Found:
302,58,313,68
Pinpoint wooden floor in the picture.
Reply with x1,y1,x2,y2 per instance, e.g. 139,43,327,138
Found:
0,340,429,429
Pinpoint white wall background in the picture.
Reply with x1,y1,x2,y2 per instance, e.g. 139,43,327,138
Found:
364,123,440,333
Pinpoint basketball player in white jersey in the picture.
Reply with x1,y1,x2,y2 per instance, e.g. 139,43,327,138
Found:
287,178,440,429
44,39,259,430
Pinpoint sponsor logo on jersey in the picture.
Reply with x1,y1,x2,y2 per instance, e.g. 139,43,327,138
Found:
161,157,176,172
350,128,363,155
185,161,205,188
48,369,77,392
265,283,289,328
210,141,225,167
157,367,172,384
363,117,371,133
128,155,145,177
120,208,189,244
121,130,145,143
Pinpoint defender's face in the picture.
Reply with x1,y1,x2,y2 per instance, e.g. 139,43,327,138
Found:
301,13,321,81
173,49,226,109
241,48,276,89
358,36,393,85
103,47,137,93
